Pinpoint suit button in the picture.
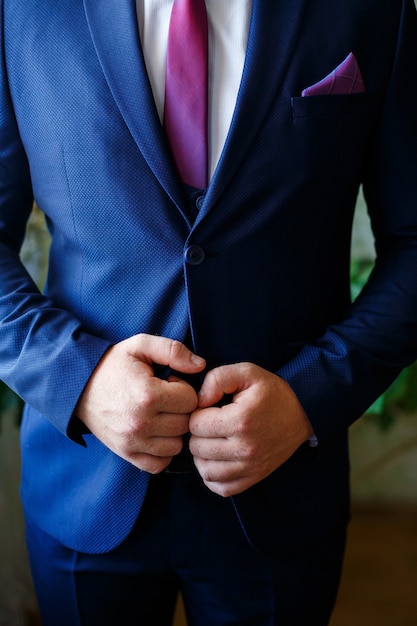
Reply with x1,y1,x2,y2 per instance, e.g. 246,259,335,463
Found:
185,245,205,265
195,194,205,211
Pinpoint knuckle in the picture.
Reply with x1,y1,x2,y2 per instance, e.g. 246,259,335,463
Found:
129,332,147,351
144,458,169,474
240,441,258,460
169,339,184,361
203,365,223,388
199,465,214,484
211,482,232,498
212,366,227,384
148,461,168,475
116,434,138,458
123,417,143,440
135,386,157,412
233,415,250,436
173,438,185,455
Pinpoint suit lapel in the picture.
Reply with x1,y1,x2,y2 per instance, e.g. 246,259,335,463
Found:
83,0,307,223
200,0,308,219
83,0,187,216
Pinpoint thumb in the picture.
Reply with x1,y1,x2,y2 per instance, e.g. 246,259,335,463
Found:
125,333,206,374
198,364,249,408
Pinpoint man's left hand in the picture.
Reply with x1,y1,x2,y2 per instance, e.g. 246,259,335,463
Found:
189,363,314,497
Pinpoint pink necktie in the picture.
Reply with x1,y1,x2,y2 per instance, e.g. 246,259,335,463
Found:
164,0,208,188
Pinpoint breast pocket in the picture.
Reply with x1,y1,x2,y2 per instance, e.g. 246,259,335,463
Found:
291,93,379,184
292,92,377,120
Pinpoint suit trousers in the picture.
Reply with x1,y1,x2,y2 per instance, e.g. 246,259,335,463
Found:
25,469,346,626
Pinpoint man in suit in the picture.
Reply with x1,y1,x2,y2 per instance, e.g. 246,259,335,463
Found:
1,0,417,624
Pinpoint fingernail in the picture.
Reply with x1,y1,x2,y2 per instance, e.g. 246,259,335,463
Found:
191,354,205,366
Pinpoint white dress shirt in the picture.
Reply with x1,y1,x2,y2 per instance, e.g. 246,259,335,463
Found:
136,0,253,181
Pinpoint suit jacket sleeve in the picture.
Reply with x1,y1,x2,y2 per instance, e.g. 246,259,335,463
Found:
278,0,417,441
0,1,110,437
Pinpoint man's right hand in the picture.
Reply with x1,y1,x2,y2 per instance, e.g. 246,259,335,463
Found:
75,333,206,473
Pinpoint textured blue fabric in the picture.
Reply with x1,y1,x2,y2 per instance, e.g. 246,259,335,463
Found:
0,0,417,554
26,473,345,626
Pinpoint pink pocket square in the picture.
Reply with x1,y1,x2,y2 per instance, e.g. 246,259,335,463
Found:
301,52,365,96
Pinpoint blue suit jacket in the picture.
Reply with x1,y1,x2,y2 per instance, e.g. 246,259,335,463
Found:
1,0,417,554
